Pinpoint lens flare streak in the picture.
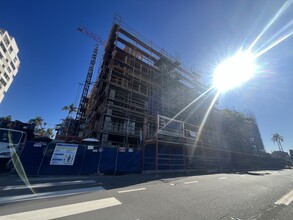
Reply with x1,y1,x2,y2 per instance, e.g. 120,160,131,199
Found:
248,0,293,51
213,1,293,92
157,1,293,156
8,134,36,194
257,19,293,53
194,91,221,150
155,86,214,137
10,150,36,194
254,31,293,59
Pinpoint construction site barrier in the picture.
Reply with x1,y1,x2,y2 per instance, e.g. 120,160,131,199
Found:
13,142,287,176
143,144,287,171
15,141,141,176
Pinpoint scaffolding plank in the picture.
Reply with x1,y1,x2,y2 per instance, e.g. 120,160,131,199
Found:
119,28,164,59
117,37,157,62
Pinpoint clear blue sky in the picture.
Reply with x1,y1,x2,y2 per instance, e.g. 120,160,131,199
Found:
1,0,292,152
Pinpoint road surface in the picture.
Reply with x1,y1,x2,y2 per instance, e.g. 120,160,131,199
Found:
0,169,293,219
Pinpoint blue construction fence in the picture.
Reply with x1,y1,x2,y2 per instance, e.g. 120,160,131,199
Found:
143,144,185,170
12,141,287,176
143,143,287,171
16,141,141,176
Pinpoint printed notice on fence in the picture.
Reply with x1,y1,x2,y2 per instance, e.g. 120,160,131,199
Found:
50,143,78,166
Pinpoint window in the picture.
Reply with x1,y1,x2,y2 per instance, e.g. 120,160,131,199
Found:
13,57,17,62
20,133,26,144
0,42,7,53
4,72,10,81
7,66,11,73
10,61,15,71
0,129,22,144
8,46,13,53
3,35,10,47
0,78,7,86
0,51,2,59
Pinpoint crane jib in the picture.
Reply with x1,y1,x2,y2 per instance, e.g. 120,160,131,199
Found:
76,26,104,120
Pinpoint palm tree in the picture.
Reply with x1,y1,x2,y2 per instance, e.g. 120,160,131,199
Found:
62,104,77,136
27,116,54,139
62,103,78,118
45,128,54,138
272,133,284,151
0,115,12,121
28,116,44,129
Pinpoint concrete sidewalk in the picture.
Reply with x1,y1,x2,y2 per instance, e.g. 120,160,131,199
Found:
0,173,91,187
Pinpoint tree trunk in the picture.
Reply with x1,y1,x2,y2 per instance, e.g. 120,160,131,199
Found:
278,141,283,152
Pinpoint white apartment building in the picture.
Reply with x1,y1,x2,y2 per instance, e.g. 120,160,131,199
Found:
0,28,20,103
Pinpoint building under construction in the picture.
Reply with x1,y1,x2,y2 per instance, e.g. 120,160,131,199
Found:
80,20,212,148
77,20,267,171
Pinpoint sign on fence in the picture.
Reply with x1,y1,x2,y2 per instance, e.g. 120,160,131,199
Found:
50,143,78,166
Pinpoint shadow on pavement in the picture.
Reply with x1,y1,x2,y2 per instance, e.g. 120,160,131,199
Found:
0,167,290,192
87,167,290,190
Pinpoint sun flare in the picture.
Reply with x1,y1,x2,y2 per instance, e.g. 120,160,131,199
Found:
213,51,257,92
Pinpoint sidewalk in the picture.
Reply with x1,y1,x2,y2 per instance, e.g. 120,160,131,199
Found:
0,173,91,187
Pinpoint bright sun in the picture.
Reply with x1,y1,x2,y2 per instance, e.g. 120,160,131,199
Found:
213,50,257,92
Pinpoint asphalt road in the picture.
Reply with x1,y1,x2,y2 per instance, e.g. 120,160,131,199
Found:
0,169,293,220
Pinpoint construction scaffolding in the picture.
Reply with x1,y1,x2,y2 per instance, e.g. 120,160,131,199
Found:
75,18,271,172
80,19,208,150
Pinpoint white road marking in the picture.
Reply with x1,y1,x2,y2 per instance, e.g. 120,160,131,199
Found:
275,189,293,206
218,177,228,180
184,181,199,184
0,197,121,220
2,180,96,191
170,183,175,186
118,188,146,193
0,186,105,204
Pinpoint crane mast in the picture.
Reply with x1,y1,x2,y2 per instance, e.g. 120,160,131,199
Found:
76,27,105,120
76,44,99,120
